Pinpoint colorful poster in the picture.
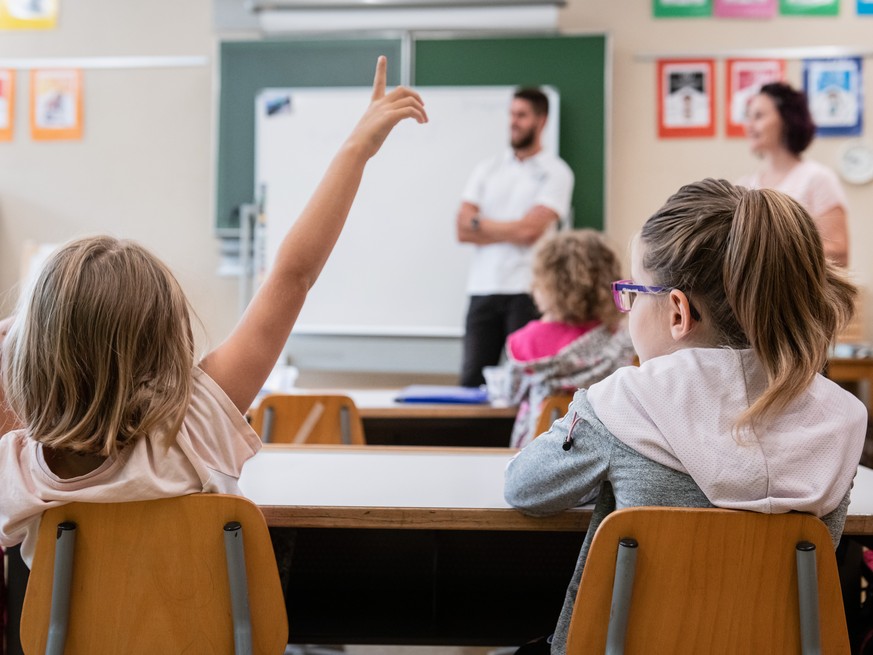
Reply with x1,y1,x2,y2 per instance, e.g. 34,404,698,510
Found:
30,69,82,141
654,0,713,17
804,58,862,136
725,59,785,137
658,59,716,138
859,0,873,13
715,0,777,17
780,0,839,15
0,69,14,141
0,0,57,30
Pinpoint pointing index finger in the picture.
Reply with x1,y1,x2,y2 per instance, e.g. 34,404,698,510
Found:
371,56,387,101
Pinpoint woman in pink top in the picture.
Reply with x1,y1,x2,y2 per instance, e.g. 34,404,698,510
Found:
503,230,635,448
0,57,428,567
738,82,849,266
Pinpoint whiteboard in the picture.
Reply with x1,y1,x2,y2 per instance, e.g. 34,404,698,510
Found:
255,86,559,337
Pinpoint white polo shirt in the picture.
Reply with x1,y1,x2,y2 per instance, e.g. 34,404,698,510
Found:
461,149,574,295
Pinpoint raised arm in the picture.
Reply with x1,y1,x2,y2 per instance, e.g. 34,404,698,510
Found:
200,57,427,412
457,204,559,246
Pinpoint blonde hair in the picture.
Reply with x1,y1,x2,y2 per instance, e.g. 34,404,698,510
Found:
3,236,194,456
640,179,855,430
531,229,623,329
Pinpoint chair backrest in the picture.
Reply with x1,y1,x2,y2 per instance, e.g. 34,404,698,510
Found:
249,393,365,445
21,494,288,655
565,506,849,654
533,393,575,437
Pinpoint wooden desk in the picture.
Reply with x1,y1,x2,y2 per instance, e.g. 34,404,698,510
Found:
7,447,873,651
238,446,873,646
829,357,873,412
259,389,518,447
240,445,583,645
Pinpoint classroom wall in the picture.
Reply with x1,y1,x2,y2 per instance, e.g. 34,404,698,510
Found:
1,1,871,386
558,2,873,339
0,0,238,355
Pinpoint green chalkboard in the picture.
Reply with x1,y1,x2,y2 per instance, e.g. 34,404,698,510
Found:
414,35,607,230
216,38,402,232
216,34,607,232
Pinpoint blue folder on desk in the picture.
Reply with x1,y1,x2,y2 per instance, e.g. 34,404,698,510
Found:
396,385,489,404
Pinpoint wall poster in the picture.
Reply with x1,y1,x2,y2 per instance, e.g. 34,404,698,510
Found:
658,59,716,138
30,69,83,141
0,69,14,141
725,59,786,137
804,57,863,136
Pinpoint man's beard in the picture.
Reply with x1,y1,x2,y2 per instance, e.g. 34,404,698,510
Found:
511,127,536,150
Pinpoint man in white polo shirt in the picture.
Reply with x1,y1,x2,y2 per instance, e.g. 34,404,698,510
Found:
455,88,575,387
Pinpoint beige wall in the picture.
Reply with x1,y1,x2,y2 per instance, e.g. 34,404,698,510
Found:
559,2,873,339
0,0,239,351
0,0,871,375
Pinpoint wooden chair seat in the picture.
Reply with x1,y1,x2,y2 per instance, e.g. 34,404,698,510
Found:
250,393,365,445
21,494,288,655
566,506,849,654
533,393,575,437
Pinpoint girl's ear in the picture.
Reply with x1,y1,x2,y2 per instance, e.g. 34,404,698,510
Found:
667,289,697,342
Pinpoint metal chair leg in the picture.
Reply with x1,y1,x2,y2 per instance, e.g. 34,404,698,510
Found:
224,521,253,655
796,540,822,655
46,522,76,655
262,407,275,443
605,537,638,655
340,406,351,445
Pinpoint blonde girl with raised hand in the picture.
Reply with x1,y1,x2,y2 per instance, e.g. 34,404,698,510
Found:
0,57,427,567
505,179,866,655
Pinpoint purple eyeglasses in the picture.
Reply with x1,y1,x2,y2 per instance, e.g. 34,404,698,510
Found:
612,279,702,321
611,280,669,313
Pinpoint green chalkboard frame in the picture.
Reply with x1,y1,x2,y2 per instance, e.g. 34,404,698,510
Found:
216,33,607,232
415,34,607,230
216,38,403,234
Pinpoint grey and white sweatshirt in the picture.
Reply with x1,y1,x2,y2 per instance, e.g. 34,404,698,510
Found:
504,347,866,655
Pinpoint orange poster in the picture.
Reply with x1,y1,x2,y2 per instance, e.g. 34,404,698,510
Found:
725,59,785,138
0,69,14,141
657,59,716,138
30,69,82,141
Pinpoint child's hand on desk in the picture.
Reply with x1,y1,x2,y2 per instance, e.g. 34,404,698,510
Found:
346,55,428,159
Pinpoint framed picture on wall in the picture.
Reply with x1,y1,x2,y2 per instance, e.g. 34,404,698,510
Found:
653,0,712,17
860,0,873,14
725,59,785,137
715,0,776,18
804,57,863,136
0,69,14,141
658,59,716,138
30,69,83,141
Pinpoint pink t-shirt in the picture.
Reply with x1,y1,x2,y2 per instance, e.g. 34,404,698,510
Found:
737,159,847,219
0,367,262,566
507,319,599,362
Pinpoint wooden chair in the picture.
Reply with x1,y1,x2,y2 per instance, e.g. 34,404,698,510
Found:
250,393,365,445
20,494,288,655
565,507,850,654
533,393,575,437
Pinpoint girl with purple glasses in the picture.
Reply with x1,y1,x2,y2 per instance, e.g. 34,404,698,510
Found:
505,178,866,655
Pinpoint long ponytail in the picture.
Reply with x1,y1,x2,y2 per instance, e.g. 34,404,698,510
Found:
725,188,855,427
